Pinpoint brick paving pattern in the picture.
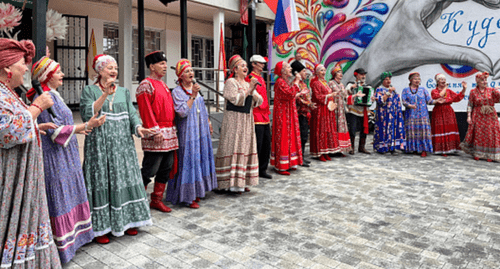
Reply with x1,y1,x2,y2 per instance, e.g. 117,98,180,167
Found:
65,112,500,268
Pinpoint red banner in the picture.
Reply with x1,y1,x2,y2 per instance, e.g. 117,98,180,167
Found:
240,0,248,25
218,23,227,77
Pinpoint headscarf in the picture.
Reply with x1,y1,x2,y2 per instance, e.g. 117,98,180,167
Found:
228,55,244,72
92,54,116,74
274,61,284,76
380,71,392,81
331,63,342,76
31,56,60,84
314,64,324,75
435,73,446,82
27,57,61,101
408,72,420,80
0,38,35,69
175,59,191,78
227,55,244,79
475,71,489,81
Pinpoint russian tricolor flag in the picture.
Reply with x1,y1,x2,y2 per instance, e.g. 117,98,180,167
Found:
265,0,300,46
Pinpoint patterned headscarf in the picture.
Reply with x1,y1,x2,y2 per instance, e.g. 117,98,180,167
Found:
475,71,489,81
380,71,392,81
228,55,244,72
331,63,342,76
0,38,35,69
32,56,60,84
408,72,420,80
175,59,191,78
92,54,116,74
314,64,324,75
274,61,284,76
435,73,446,82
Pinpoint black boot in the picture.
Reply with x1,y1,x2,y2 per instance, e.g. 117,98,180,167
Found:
358,137,371,154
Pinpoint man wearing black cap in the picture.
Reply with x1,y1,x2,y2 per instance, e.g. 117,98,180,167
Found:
246,55,272,179
136,51,179,213
345,68,371,154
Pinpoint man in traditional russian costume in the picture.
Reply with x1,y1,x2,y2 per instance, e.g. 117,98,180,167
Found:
136,51,179,212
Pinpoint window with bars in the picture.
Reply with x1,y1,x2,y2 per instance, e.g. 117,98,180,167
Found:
103,23,162,82
191,36,214,82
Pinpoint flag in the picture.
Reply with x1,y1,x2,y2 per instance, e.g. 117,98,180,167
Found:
267,29,273,71
272,0,300,47
240,0,248,25
263,0,278,13
87,29,97,79
218,23,227,78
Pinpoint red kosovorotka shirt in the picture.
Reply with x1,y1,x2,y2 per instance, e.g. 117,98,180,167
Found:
246,72,270,124
136,77,179,152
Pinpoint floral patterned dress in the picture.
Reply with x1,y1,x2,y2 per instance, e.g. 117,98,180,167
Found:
0,83,61,268
460,87,500,161
329,80,352,153
166,85,217,204
373,87,406,153
80,85,152,237
34,89,94,264
271,78,303,171
215,78,262,191
401,86,434,153
430,88,464,154
309,78,340,157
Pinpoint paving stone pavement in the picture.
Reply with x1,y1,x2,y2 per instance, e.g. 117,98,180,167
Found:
66,113,500,269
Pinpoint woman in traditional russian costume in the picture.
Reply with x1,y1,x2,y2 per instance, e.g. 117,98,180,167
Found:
214,55,262,193
373,72,406,154
460,72,500,162
80,54,155,244
328,63,352,156
0,38,61,268
30,57,105,262
430,73,466,156
270,61,304,175
309,64,340,161
401,72,444,157
166,59,217,207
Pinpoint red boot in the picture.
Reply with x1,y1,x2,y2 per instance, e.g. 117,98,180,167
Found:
421,151,427,157
195,197,201,202
276,170,290,176
125,228,138,236
95,235,110,244
189,201,200,209
474,157,480,161
150,182,172,213
319,155,327,162
324,155,332,161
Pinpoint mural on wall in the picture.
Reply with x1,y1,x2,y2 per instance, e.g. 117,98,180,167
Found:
272,0,500,111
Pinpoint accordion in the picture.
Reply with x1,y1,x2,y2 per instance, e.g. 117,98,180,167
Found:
352,85,374,106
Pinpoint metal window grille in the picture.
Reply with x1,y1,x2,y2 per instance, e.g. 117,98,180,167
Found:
54,15,88,106
103,23,162,82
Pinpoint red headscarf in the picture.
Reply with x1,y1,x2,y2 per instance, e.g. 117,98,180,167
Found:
0,38,35,69
274,61,284,77
475,71,489,81
408,72,420,80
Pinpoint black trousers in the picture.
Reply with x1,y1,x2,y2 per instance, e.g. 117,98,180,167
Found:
298,115,309,156
141,151,175,186
346,113,367,145
255,124,271,175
